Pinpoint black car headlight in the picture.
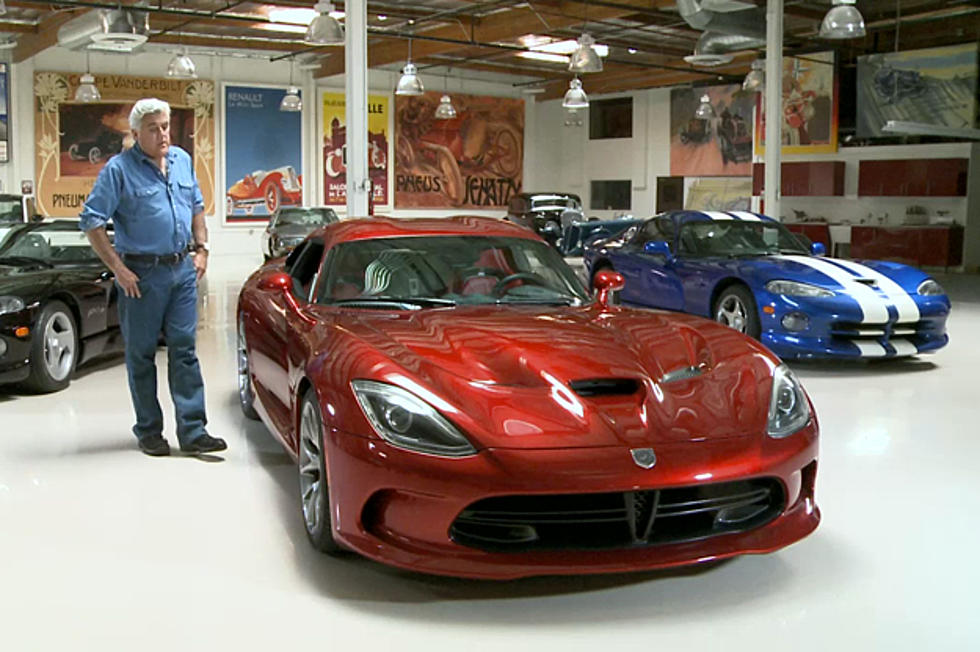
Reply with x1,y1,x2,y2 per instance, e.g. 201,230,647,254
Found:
351,380,477,457
767,364,811,438
0,296,25,316
917,279,945,296
765,280,834,298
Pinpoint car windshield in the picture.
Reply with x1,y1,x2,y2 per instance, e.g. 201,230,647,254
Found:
0,198,23,224
0,226,102,265
276,208,339,227
318,235,591,307
678,220,809,257
531,196,581,211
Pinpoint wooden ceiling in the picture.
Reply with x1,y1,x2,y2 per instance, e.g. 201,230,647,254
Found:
1,0,978,101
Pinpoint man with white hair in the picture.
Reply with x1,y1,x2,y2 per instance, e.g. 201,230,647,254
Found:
80,98,226,457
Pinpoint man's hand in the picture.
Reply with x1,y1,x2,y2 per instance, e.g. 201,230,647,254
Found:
114,265,141,298
194,250,208,282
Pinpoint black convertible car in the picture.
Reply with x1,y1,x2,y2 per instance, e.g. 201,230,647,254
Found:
0,221,123,392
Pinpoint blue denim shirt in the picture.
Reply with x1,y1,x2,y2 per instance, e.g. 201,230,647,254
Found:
79,144,205,255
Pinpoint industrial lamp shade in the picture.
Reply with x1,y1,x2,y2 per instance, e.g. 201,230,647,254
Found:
167,52,197,79
74,73,101,102
279,87,302,112
562,77,589,109
819,0,866,39
695,94,715,119
395,62,424,96
568,33,603,73
742,59,765,92
306,1,344,45
434,94,457,120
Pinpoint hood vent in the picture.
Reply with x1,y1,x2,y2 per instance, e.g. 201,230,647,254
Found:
57,10,150,53
568,378,640,397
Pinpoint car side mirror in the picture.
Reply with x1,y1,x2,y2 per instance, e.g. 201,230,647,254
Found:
593,269,625,310
810,242,827,256
258,272,316,324
644,240,673,259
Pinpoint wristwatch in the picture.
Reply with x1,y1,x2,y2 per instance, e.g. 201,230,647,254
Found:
195,241,210,253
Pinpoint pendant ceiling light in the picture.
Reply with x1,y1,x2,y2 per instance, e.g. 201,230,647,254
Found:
568,33,603,73
819,0,866,39
562,77,589,109
75,53,101,102
694,93,715,119
742,59,765,92
434,94,457,120
167,49,197,79
280,62,302,112
395,39,424,96
306,0,344,45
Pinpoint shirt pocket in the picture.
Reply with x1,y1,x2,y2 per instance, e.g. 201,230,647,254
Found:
120,184,162,218
175,180,196,211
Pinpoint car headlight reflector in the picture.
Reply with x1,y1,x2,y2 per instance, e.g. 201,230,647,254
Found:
0,296,25,316
767,364,811,438
765,280,834,298
351,380,476,457
781,311,810,332
917,279,945,296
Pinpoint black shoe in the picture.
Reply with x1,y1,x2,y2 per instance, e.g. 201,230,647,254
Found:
138,435,171,457
180,433,227,454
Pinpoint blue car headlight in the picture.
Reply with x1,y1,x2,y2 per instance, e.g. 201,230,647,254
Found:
351,380,477,457
765,280,834,298
917,279,945,296
767,365,811,438
0,296,26,316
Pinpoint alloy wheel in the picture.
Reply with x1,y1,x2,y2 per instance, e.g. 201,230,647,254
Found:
43,312,76,381
298,400,325,534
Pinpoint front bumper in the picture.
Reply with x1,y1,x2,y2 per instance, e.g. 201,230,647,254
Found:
0,309,36,385
757,291,949,360
325,423,820,579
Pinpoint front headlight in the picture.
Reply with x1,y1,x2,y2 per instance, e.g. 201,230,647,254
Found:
351,380,477,457
0,296,26,316
767,364,811,438
917,279,945,296
765,280,834,298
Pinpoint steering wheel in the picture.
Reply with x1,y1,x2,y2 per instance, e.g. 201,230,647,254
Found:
493,272,548,296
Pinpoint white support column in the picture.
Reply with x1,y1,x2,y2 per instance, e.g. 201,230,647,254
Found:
764,0,783,220
345,0,370,216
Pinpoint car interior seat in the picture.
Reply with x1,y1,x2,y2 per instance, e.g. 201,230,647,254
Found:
460,247,515,296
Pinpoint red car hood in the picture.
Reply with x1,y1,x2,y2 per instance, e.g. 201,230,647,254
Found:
335,305,777,450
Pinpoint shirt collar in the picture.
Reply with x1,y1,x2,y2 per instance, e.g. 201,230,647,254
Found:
132,143,177,166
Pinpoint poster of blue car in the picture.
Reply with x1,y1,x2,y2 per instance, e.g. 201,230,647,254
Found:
223,85,303,223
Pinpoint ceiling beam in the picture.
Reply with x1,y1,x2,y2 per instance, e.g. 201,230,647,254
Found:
12,9,87,62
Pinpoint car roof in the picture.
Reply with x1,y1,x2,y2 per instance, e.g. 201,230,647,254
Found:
311,216,542,246
520,192,581,201
662,210,779,227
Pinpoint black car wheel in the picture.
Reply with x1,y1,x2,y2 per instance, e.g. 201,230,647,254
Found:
298,389,342,554
713,285,761,339
87,147,102,165
237,316,259,420
24,301,77,393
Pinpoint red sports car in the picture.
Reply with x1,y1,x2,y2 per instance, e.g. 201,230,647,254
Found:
236,216,820,579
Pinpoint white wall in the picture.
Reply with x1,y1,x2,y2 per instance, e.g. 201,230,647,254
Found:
2,47,524,256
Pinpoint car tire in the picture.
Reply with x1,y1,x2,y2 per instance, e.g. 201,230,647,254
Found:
24,301,77,393
68,144,80,160
298,389,343,554
264,183,281,214
236,317,260,420
88,147,102,165
713,285,761,339
226,196,235,216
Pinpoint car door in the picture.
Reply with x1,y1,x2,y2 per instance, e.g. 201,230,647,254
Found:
634,216,685,311
250,238,325,437
671,223,724,317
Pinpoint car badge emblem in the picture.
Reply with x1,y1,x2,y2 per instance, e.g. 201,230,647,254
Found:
631,448,657,469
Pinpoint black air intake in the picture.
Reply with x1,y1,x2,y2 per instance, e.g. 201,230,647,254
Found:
568,378,640,397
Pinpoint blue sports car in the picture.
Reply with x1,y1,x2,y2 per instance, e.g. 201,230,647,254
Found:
583,210,950,360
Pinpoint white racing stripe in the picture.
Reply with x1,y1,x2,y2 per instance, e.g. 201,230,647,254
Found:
728,211,763,221
826,258,921,323
853,341,888,357
777,255,890,323
889,339,918,356
703,211,735,221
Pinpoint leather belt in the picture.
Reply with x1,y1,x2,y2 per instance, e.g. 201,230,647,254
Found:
122,251,188,265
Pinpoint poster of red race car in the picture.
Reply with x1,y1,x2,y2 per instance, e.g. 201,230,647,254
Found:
226,165,303,216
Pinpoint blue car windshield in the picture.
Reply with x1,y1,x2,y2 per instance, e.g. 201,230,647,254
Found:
678,221,809,257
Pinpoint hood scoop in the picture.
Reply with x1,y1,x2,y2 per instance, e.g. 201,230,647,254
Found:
660,365,705,385
568,378,640,397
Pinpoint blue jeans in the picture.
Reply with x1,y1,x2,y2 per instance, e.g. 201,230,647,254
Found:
118,257,207,446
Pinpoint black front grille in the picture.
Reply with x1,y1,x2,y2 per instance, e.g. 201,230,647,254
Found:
450,478,784,553
568,378,640,397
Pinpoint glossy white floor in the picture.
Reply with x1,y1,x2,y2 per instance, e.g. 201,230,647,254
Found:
2,255,978,651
